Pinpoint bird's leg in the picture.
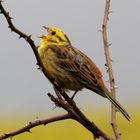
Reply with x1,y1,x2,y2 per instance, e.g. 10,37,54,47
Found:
70,90,79,100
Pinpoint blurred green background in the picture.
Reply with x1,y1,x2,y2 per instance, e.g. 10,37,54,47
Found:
0,0,140,139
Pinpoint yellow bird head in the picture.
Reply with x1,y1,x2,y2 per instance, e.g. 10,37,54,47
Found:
40,27,71,48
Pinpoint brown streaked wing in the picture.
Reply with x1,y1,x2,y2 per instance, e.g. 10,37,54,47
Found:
47,44,105,93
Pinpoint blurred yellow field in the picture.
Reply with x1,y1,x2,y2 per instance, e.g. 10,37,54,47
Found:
0,108,139,140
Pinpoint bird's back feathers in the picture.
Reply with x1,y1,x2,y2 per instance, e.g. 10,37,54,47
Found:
38,44,131,121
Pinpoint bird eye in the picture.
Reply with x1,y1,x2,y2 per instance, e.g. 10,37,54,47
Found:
51,31,56,35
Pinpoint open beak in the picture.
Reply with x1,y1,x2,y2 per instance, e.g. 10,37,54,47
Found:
37,26,49,38
37,35,46,38
42,26,49,31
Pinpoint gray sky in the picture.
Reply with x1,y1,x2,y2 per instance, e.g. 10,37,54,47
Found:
0,0,140,117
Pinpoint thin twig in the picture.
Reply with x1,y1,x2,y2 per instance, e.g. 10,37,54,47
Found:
0,114,70,140
0,0,54,85
101,0,121,139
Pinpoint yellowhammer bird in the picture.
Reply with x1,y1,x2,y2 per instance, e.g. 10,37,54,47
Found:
38,26,130,121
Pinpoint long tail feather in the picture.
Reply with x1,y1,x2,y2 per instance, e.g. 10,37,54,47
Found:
104,89,131,121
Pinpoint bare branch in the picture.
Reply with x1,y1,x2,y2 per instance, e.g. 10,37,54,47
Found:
101,0,121,139
0,114,71,140
0,1,54,85
50,88,113,140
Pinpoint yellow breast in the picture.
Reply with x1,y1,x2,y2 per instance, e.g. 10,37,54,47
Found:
38,46,82,91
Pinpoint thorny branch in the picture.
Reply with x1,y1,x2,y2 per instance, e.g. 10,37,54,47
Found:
49,88,112,140
101,0,121,139
0,114,71,140
0,1,113,140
